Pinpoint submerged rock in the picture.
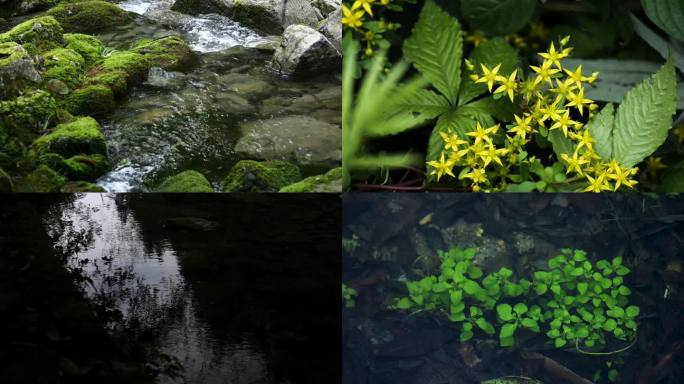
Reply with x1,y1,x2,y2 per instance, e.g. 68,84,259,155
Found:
156,170,213,192
220,159,301,192
272,24,340,77
234,115,341,168
145,67,186,89
15,164,67,192
279,167,341,192
0,16,64,54
46,1,132,33
32,116,107,158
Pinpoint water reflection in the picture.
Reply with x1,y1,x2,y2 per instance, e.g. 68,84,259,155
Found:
41,194,339,384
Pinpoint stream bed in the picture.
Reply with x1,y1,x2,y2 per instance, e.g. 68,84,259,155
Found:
343,194,684,384
90,0,341,191
17,194,341,383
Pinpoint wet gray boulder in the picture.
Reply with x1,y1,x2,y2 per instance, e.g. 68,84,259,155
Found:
171,0,321,35
314,0,340,14
319,7,341,51
272,24,340,77
234,115,341,168
172,0,286,35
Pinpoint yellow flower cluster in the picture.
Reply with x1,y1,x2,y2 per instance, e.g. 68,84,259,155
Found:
342,0,396,56
428,37,640,192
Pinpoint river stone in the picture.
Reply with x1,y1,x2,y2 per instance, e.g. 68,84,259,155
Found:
319,7,341,50
315,0,340,14
284,0,321,28
16,0,59,15
272,24,340,77
279,167,341,192
146,67,186,89
0,42,42,88
214,92,257,116
218,72,274,99
173,0,286,35
234,115,341,168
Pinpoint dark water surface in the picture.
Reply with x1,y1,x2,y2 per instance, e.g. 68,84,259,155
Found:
1,194,340,384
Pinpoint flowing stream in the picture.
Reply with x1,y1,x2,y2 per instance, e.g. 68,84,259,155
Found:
92,0,341,191
44,194,275,384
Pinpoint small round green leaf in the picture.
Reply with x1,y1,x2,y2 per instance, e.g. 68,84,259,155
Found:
497,303,514,320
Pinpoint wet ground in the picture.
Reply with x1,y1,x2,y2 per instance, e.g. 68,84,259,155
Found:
1,194,340,384
343,194,684,384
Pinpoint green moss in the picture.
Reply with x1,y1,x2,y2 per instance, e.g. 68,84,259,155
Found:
220,160,301,192
85,69,128,96
157,170,213,192
0,42,31,71
0,167,13,191
41,48,86,88
60,180,106,192
280,167,342,192
63,153,109,180
0,16,64,54
132,36,195,71
15,164,67,192
64,33,103,65
40,151,108,181
32,116,106,157
63,84,116,116
0,90,57,142
46,1,132,33
98,51,148,83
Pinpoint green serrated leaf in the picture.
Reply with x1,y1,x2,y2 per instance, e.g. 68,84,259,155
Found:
631,14,684,73
588,59,677,167
461,0,537,36
395,89,451,121
404,0,463,104
642,0,684,42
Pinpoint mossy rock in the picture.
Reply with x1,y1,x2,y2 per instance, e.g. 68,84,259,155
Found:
220,160,301,192
41,48,86,88
46,1,132,33
0,16,64,54
157,170,214,192
15,164,67,192
32,116,106,157
64,84,116,115
0,90,57,142
279,167,341,192
0,167,13,191
60,180,106,192
64,33,104,65
0,42,31,72
15,0,61,15
85,69,128,96
97,51,148,83
41,152,108,181
132,36,195,71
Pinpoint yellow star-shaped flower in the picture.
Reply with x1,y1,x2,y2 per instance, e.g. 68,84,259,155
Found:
342,5,364,28
538,42,568,69
570,129,595,152
560,151,589,175
508,114,534,139
475,63,502,92
583,173,611,192
440,131,467,151
462,167,487,184
566,87,593,116
427,152,455,181
352,0,375,16
530,59,560,86
494,69,518,102
550,110,578,137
